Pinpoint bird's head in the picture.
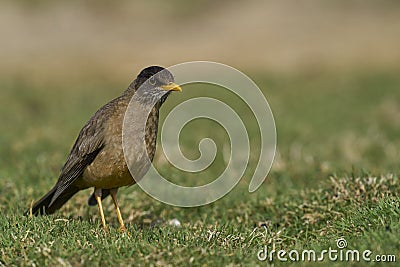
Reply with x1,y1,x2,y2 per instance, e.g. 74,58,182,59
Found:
133,66,182,104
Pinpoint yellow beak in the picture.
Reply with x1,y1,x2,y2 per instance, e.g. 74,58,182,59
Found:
161,83,182,92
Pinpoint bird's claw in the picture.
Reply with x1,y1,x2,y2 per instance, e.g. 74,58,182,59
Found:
119,226,130,236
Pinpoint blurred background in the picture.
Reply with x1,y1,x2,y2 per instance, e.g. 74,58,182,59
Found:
1,1,400,81
1,0,400,196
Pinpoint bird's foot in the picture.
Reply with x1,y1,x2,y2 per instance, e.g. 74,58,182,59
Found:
119,225,130,236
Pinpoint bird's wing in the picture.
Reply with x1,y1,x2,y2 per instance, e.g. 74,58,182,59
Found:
50,110,108,205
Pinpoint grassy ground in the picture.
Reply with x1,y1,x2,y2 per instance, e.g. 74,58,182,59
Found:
1,70,400,266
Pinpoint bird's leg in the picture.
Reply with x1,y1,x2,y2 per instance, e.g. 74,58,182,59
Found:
110,188,127,233
94,188,107,231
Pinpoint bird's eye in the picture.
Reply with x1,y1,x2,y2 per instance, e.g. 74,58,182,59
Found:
149,77,156,85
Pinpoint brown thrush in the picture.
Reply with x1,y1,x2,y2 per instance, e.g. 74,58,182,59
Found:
27,66,182,231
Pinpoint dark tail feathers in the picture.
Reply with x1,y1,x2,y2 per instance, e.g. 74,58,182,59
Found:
26,185,80,216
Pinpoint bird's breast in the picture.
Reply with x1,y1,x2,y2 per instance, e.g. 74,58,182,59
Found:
81,101,160,189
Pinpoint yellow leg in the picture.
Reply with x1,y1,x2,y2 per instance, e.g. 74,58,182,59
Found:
94,188,107,231
110,188,127,233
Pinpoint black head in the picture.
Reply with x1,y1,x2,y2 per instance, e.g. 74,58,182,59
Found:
132,66,182,104
135,66,175,89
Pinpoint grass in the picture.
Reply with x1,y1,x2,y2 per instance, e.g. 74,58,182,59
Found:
1,70,400,266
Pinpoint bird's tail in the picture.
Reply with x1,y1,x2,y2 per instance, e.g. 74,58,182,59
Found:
26,185,80,216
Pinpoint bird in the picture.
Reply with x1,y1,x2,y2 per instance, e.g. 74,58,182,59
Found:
26,66,182,232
